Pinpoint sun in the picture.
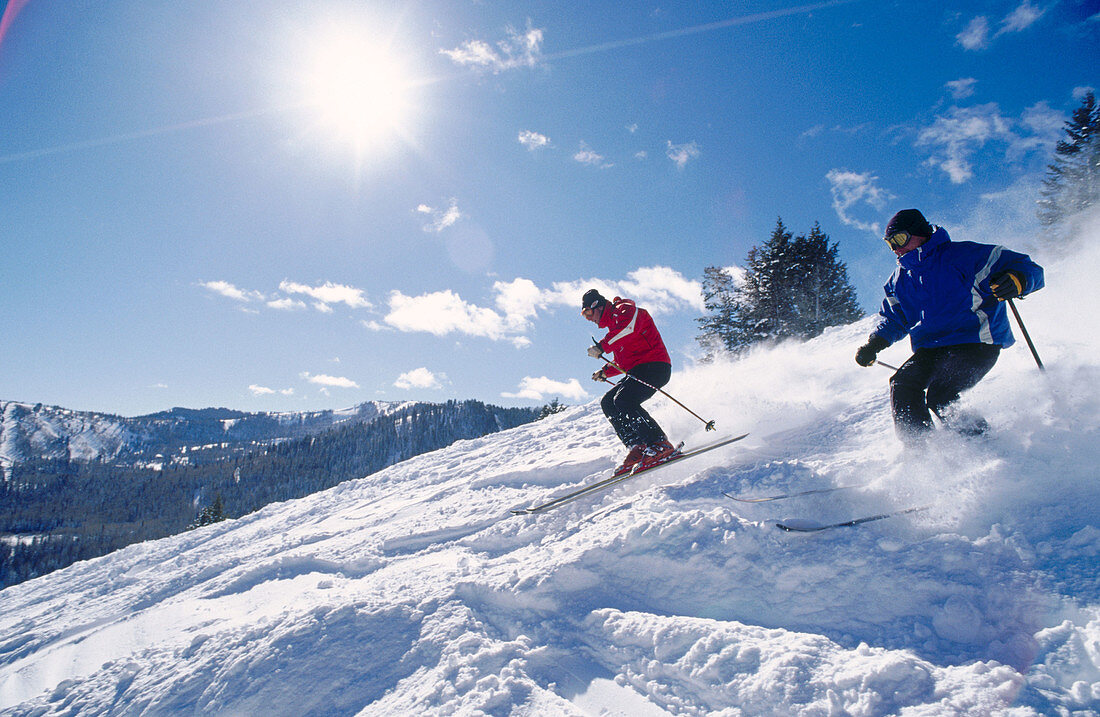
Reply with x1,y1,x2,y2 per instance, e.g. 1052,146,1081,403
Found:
301,28,418,151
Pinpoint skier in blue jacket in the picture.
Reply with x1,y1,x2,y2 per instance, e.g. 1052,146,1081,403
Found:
854,209,1044,442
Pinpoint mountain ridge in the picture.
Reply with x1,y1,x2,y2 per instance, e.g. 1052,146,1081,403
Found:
0,399,413,469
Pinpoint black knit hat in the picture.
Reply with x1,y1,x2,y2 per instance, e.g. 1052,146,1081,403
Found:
885,209,933,239
581,289,607,310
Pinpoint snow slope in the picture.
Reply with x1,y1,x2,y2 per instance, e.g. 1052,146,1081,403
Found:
2,215,1099,715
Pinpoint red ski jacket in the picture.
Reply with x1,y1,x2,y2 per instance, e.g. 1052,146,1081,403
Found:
595,297,671,377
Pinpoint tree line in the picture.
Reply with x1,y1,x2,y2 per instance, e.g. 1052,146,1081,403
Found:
0,399,539,588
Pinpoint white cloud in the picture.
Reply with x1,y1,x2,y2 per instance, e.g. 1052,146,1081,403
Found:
959,2,1045,51
279,280,372,310
574,142,611,168
502,376,589,402
493,277,545,332
518,130,550,151
385,289,508,339
517,267,704,315
300,372,360,389
957,16,989,50
394,367,444,390
825,169,893,234
440,39,499,68
199,280,262,302
619,266,706,313
916,103,1013,183
998,0,1045,35
418,198,463,232
440,24,544,73
666,140,701,169
267,297,307,311
946,78,978,100
360,319,390,332
800,124,825,140
250,384,294,396
916,102,1062,184
379,267,702,347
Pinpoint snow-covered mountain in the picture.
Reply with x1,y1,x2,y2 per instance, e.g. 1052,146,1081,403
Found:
0,400,410,468
1,217,1098,715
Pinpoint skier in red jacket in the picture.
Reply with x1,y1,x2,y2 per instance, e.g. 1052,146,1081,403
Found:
582,289,677,475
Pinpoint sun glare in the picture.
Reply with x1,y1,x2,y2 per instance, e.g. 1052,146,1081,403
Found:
302,29,416,151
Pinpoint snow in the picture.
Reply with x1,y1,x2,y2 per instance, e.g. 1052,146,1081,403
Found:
2,213,1099,715
0,401,134,466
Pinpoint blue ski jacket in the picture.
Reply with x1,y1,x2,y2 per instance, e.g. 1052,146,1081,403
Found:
872,226,1044,350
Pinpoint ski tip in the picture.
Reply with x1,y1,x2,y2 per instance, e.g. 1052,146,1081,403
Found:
723,490,764,503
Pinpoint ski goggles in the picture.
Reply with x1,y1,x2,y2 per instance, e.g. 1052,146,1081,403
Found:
884,230,914,249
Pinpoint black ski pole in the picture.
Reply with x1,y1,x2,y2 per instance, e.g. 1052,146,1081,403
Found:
874,360,899,371
592,339,717,431
1007,298,1044,372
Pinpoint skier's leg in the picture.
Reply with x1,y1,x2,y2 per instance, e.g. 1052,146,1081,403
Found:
606,378,656,446
601,384,638,447
613,363,671,446
889,350,937,441
927,344,1000,433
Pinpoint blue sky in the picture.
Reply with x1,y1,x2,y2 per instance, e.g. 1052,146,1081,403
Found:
1,0,1096,416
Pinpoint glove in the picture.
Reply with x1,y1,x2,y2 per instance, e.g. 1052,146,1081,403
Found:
855,334,889,367
587,344,604,358
591,368,607,382
990,271,1023,301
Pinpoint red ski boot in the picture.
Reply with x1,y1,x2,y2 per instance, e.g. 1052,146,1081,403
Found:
633,439,681,473
613,445,646,476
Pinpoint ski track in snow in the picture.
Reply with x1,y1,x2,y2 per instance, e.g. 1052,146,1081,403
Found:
3,219,1100,715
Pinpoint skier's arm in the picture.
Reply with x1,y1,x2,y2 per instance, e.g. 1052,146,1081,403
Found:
871,282,913,346
987,248,1045,300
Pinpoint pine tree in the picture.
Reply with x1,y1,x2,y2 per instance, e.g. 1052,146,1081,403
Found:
1037,91,1100,231
789,222,863,337
696,265,741,357
537,399,568,419
697,218,863,355
187,495,226,530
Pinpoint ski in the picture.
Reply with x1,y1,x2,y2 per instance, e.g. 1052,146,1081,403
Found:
724,483,867,503
511,433,749,515
775,505,930,533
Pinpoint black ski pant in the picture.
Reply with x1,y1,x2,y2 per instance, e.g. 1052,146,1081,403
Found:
889,343,1001,440
601,362,671,448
